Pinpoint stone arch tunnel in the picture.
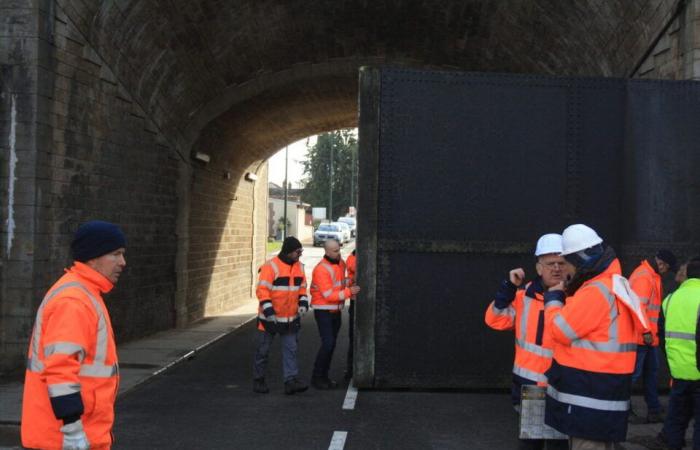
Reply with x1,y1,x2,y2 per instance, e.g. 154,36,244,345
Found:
1,0,698,372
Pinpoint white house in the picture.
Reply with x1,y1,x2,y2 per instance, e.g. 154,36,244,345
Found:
269,197,314,243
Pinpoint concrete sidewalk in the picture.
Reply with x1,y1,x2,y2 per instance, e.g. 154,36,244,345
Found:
0,300,259,448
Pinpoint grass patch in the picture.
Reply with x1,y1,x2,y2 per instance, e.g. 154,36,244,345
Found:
266,240,282,254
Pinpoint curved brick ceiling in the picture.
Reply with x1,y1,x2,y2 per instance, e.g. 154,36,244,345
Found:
58,0,675,162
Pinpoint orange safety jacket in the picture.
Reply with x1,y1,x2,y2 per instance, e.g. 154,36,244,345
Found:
21,262,119,450
485,278,553,385
346,251,356,300
256,256,307,331
544,258,637,442
629,259,662,346
311,257,350,313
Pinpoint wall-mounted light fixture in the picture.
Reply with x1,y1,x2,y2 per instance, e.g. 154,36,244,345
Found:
244,172,258,182
192,151,211,163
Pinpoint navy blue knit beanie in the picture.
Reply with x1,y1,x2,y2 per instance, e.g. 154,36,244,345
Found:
71,221,126,262
656,249,677,271
280,236,302,255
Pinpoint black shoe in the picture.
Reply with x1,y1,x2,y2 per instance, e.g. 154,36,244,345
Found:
284,378,308,395
311,377,338,390
253,378,269,394
628,408,646,424
646,411,665,423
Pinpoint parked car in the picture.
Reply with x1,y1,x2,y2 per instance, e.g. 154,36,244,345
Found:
313,223,344,246
337,216,356,237
333,222,351,243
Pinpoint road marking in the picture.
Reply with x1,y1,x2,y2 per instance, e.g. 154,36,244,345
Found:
343,379,358,410
329,431,348,450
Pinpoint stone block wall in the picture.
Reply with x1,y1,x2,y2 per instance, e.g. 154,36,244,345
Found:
0,1,183,371
185,158,268,322
0,0,46,372
634,0,700,80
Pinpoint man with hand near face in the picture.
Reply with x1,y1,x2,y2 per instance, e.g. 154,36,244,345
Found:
485,233,571,450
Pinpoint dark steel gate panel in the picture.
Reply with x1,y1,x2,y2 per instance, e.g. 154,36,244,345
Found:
355,67,700,389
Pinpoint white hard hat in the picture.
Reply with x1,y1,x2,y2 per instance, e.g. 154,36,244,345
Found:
534,233,563,256
561,224,603,255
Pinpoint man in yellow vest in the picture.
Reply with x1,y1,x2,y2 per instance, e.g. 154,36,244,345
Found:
22,221,126,450
656,256,700,450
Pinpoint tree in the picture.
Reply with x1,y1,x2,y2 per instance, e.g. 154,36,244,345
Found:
301,130,358,221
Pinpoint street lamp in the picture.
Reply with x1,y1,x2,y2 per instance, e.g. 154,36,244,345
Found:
329,141,334,221
283,145,288,240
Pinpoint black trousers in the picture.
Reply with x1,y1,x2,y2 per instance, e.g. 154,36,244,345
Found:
312,310,342,379
346,301,355,374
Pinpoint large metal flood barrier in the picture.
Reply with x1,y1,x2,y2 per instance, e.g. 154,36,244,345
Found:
354,67,700,389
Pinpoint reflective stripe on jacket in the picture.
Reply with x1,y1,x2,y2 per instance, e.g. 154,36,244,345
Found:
629,259,662,346
544,258,636,442
21,262,119,450
311,258,349,312
256,256,307,330
484,279,553,384
662,278,700,380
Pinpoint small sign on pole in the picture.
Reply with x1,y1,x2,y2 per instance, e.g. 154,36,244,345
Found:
312,207,327,220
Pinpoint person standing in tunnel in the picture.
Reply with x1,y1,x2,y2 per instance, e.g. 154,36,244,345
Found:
21,220,126,450
627,249,676,424
655,256,700,450
544,224,638,450
253,236,309,395
484,233,570,450
310,239,360,389
344,248,357,381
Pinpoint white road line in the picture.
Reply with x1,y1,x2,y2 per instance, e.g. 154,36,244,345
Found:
329,431,348,450
343,379,358,410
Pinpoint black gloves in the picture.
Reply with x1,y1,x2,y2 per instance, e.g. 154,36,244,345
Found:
494,279,517,309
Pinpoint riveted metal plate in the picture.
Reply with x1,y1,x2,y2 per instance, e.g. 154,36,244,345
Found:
355,67,700,389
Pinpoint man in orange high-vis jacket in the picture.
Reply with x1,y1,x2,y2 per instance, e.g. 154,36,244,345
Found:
253,236,309,395
310,239,360,389
544,224,637,449
485,233,570,450
22,221,126,450
344,249,357,380
628,250,675,424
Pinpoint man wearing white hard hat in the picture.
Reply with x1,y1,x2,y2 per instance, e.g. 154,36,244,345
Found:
485,233,571,450
543,224,639,450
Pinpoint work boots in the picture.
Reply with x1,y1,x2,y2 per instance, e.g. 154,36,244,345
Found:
284,378,308,395
646,410,665,423
253,378,269,394
311,377,338,390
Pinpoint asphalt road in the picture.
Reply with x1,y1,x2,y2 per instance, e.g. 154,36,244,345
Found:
113,242,524,449
113,309,521,450
1,242,668,449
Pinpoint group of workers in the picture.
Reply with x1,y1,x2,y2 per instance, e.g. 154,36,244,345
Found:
486,223,700,450
17,223,360,450
253,236,359,395
17,218,700,450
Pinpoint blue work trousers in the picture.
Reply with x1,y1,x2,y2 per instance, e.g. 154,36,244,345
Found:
312,310,342,379
661,378,700,450
631,344,661,414
253,329,299,382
